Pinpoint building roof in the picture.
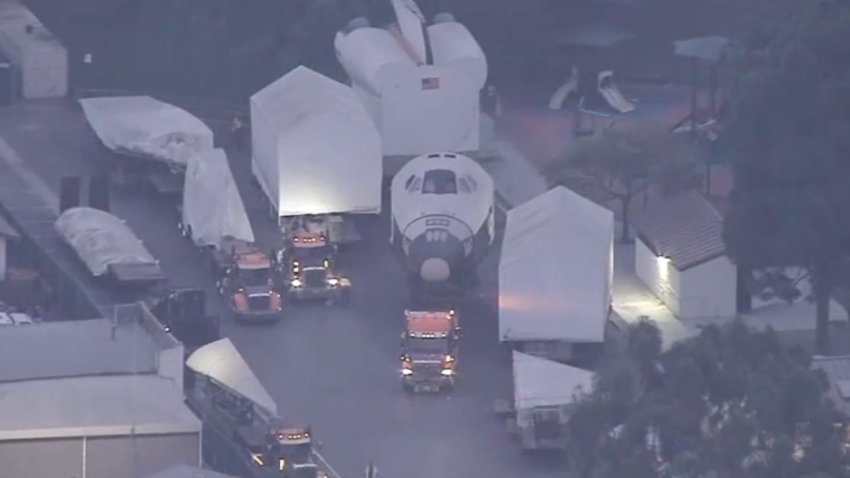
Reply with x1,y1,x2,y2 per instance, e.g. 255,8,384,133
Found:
0,308,177,383
0,374,201,440
812,355,850,416
0,215,19,239
146,465,236,478
633,190,726,271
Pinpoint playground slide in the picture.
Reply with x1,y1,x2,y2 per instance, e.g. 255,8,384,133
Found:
598,70,635,114
548,68,579,110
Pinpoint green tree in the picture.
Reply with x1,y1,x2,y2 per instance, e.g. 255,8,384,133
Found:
567,321,849,477
722,0,850,354
544,127,697,242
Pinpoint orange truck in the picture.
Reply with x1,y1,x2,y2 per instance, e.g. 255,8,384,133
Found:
213,239,284,322
400,308,461,393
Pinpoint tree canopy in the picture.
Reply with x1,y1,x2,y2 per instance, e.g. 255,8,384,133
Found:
566,320,849,478
544,126,697,242
722,0,850,353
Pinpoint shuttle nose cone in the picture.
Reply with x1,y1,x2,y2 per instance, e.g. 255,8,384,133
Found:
420,258,451,282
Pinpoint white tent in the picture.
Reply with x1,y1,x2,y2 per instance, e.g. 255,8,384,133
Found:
79,96,214,166
513,351,593,413
499,186,614,344
186,338,278,416
182,148,254,247
249,66,382,218
55,207,157,277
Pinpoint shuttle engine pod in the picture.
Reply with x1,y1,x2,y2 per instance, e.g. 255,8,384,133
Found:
391,152,495,283
334,0,488,157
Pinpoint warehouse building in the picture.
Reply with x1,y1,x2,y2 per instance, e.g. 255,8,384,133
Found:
0,303,202,478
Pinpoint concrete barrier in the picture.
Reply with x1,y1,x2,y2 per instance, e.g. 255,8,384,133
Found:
0,0,67,99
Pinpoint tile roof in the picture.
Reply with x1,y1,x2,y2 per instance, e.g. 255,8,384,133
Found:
633,190,726,271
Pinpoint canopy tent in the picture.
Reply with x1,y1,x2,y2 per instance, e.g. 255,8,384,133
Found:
55,207,157,277
186,338,278,416
513,351,593,412
499,186,613,343
182,148,255,247
250,66,382,218
79,96,214,166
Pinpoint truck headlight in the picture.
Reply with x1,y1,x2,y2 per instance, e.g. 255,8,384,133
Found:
441,369,453,376
291,279,302,288
402,368,413,376
326,277,339,286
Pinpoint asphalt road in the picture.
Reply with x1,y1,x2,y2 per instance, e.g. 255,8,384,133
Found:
0,100,569,478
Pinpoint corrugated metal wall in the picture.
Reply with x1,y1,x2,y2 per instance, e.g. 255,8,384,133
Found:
0,432,200,478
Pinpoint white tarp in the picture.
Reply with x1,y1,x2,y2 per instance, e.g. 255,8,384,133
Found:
182,148,254,247
55,207,157,277
80,96,214,166
499,186,614,343
513,351,593,412
186,338,278,416
334,9,487,156
250,66,382,217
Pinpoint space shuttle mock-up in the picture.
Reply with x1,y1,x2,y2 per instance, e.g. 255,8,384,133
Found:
334,0,488,157
391,152,495,283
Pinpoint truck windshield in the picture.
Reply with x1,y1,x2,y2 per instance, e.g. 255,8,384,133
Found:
238,268,270,287
280,443,313,463
408,336,448,354
293,245,335,265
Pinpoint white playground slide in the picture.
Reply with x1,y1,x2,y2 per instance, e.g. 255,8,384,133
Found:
548,67,579,110
598,70,635,113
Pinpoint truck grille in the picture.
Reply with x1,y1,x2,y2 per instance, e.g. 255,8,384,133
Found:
248,294,270,310
413,363,442,376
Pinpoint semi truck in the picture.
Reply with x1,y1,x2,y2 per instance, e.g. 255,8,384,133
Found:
400,308,460,393
249,66,382,251
179,149,283,322
281,229,350,305
186,339,336,478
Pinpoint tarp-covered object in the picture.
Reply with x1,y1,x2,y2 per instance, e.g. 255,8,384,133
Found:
499,186,614,343
250,66,382,217
80,96,214,165
186,338,278,416
55,207,157,277
513,351,593,412
334,10,487,156
182,148,254,247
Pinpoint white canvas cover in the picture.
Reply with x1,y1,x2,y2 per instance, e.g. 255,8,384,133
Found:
186,338,278,416
499,186,614,343
335,13,487,156
182,148,254,247
55,207,157,277
80,96,214,165
513,351,593,412
249,66,382,217
391,0,427,64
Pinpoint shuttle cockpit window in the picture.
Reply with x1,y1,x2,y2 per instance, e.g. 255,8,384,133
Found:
405,175,423,192
422,169,457,194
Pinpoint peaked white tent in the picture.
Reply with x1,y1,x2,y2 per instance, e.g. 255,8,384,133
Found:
186,338,278,416
79,96,214,165
513,351,593,412
499,186,614,344
249,66,382,218
182,148,254,247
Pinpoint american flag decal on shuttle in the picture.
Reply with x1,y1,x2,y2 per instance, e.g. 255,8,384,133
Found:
421,77,440,90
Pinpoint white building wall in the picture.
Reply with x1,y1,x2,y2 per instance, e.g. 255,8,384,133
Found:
0,236,6,280
679,256,737,319
635,238,682,316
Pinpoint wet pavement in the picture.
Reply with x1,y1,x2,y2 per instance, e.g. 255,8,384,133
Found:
0,99,570,478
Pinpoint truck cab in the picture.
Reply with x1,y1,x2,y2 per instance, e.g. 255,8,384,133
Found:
219,243,283,322
149,287,220,349
400,308,460,393
239,420,325,478
284,232,350,305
